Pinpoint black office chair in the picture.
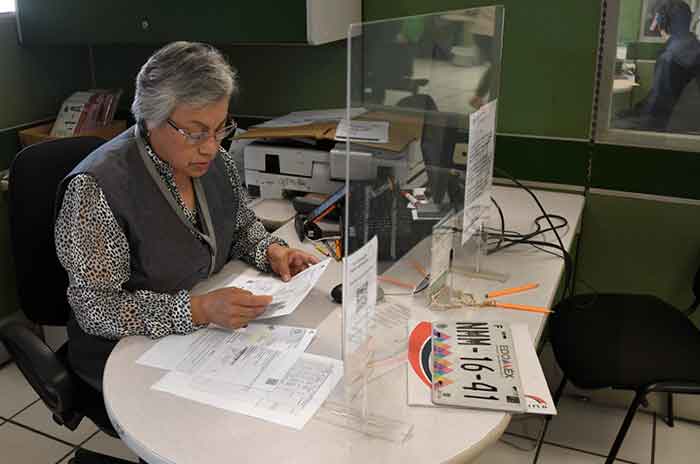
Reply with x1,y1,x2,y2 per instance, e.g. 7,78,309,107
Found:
533,265,700,464
0,137,137,464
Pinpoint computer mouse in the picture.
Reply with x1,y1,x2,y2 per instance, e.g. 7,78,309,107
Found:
330,284,384,304
331,284,343,303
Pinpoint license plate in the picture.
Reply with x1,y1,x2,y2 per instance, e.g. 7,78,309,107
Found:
431,321,526,413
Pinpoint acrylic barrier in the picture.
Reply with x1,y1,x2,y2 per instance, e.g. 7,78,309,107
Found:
317,6,510,442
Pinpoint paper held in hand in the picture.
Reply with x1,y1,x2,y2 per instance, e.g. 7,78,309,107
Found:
223,258,331,320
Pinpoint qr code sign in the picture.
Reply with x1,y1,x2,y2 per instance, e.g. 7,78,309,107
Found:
355,281,368,311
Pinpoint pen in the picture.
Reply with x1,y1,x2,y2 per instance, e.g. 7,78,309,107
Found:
485,283,539,299
334,240,342,260
313,204,336,223
483,300,553,315
314,243,331,257
378,276,415,290
323,240,338,261
410,259,429,278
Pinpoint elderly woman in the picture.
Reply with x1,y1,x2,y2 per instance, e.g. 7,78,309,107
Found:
55,42,317,391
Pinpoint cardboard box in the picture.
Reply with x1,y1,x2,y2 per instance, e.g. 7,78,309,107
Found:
18,120,127,148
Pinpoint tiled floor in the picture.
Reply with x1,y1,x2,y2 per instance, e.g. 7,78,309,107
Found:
0,362,139,464
1,360,699,463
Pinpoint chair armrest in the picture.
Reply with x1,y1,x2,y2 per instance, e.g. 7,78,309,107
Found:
0,321,75,417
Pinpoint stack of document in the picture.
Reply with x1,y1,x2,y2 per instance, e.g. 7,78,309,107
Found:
137,259,343,430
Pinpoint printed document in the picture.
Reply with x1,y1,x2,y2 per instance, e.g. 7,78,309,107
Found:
257,108,367,128
225,258,331,320
343,236,378,353
462,99,497,245
335,120,389,143
153,352,343,430
138,324,316,391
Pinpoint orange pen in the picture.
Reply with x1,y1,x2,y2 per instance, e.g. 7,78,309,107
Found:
378,276,415,290
485,283,539,299
410,259,429,278
483,300,553,315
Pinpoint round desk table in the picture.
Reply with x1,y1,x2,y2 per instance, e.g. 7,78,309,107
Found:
104,186,585,464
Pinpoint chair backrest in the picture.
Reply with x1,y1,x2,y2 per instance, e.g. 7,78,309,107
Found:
9,137,105,326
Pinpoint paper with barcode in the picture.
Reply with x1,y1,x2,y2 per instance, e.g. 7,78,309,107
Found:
343,236,378,353
462,99,497,245
139,323,316,392
153,352,343,430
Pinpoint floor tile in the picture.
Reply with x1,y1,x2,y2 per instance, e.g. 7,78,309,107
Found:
80,432,139,462
12,400,97,445
654,417,700,463
538,444,609,463
0,362,39,418
0,421,73,464
543,396,653,463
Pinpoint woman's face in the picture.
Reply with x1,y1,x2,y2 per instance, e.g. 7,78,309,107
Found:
148,97,229,181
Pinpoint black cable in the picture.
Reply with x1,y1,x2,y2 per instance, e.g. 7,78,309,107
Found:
490,196,505,250
493,167,571,297
487,215,568,254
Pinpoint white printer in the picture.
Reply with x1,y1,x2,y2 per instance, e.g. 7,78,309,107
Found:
243,139,426,199
243,142,343,199
238,109,427,199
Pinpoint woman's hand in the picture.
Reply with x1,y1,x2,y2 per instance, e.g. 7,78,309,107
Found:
267,243,319,282
190,287,271,329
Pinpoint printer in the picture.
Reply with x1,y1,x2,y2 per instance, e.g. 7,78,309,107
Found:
243,141,343,199
237,108,428,199
243,139,426,199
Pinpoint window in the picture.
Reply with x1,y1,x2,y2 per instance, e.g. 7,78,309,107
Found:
596,0,700,152
0,0,15,14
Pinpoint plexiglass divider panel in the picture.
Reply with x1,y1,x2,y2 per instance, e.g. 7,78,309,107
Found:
316,6,506,442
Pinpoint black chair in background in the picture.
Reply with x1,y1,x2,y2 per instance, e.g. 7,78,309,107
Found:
0,137,137,464
533,265,700,464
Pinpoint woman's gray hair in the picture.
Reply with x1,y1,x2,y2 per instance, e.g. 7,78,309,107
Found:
132,41,237,129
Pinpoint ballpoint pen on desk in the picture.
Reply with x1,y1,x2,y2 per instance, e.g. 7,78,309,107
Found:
377,259,431,294
314,243,331,258
322,239,341,261
485,283,539,299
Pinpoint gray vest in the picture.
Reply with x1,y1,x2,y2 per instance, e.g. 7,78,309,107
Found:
59,126,238,390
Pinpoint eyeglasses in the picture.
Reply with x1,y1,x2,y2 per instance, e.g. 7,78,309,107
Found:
167,117,238,145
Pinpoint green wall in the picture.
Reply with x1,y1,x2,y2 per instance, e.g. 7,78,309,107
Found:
578,193,700,326
0,17,90,129
90,42,347,118
366,0,600,140
619,0,643,44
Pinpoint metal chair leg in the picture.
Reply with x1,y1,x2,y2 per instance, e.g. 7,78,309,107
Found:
665,392,675,427
532,377,567,464
605,390,645,464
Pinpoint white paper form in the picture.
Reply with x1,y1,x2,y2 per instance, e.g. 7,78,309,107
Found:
343,236,378,353
334,120,389,143
153,353,343,430
462,99,497,245
138,324,316,392
226,258,331,320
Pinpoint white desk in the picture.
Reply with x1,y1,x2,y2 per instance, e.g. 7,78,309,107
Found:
103,186,585,464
